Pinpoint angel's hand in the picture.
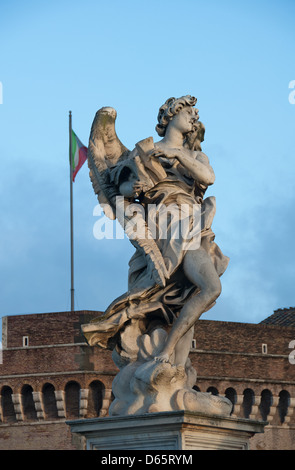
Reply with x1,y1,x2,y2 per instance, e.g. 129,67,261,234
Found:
149,148,181,160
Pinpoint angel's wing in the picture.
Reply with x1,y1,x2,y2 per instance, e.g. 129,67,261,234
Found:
88,107,168,287
88,107,130,219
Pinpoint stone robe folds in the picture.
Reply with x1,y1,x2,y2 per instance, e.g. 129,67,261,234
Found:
82,140,229,356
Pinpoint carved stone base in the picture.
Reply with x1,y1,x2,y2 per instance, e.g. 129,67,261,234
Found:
106,326,233,417
67,410,266,450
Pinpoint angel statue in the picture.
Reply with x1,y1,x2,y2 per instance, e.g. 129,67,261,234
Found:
82,95,231,416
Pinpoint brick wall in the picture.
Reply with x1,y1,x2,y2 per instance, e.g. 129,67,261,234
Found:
194,320,295,356
0,421,76,450
0,345,117,377
0,311,295,450
191,320,295,383
3,310,101,347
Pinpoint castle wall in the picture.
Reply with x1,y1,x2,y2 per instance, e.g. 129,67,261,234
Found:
0,311,294,450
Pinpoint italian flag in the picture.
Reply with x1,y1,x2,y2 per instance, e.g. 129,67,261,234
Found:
71,130,88,182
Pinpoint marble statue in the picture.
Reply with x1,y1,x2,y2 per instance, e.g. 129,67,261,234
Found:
82,95,231,416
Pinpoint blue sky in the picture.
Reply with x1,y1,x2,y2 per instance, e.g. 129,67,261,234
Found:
0,0,294,335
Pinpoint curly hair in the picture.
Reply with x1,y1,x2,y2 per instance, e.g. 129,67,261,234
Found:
155,95,198,137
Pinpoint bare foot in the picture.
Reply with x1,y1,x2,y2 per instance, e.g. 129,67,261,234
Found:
154,353,171,363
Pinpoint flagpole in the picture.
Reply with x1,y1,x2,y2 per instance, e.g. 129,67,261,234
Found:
69,110,75,312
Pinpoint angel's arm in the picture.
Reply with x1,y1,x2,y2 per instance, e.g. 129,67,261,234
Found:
177,150,215,186
150,148,215,186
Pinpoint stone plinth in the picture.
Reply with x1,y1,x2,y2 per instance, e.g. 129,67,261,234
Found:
67,411,266,450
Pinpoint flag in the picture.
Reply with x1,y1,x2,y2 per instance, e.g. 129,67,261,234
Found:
71,130,88,181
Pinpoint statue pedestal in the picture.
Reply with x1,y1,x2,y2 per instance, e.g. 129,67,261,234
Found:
67,411,266,450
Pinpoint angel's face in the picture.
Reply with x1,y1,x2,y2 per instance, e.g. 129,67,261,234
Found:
169,106,197,135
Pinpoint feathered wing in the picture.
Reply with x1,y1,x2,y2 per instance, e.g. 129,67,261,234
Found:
87,106,168,287
87,106,129,219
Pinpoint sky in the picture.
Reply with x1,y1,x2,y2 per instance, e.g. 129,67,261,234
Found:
0,0,294,337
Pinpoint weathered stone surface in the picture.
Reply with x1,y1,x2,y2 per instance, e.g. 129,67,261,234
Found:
109,326,232,416
82,96,230,416
68,411,266,450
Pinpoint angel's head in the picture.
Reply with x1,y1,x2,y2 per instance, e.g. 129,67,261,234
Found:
155,95,199,137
